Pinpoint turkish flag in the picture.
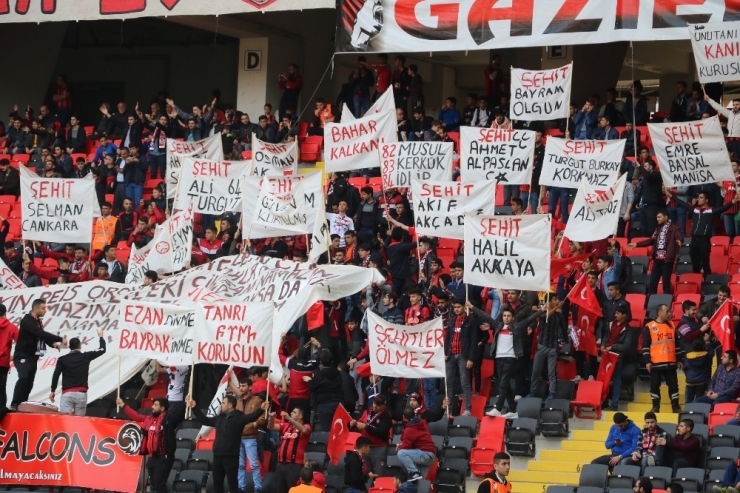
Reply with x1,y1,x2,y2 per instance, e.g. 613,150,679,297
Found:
567,273,604,317
327,404,352,465
551,251,593,280
306,301,325,331
597,351,619,402
709,300,738,353
356,362,372,378
571,309,599,357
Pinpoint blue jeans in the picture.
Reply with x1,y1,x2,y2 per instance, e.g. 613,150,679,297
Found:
126,183,143,209
610,361,623,407
521,191,539,213
239,438,261,491
548,187,570,223
422,378,437,410
150,153,166,180
694,394,733,408
725,213,737,240
503,185,520,205
353,96,371,117
397,449,436,476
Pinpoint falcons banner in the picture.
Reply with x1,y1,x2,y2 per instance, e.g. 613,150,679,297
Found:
689,22,740,83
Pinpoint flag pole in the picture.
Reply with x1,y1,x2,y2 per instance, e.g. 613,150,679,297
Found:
117,356,121,412
187,362,195,419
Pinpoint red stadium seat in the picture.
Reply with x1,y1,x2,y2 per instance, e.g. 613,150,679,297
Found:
712,236,730,254
470,447,499,477
674,282,699,296
300,143,320,163
711,255,730,275
679,273,703,286
571,380,603,419
625,293,647,309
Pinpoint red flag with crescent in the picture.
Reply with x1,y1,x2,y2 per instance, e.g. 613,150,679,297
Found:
327,404,352,465
571,309,599,357
551,251,593,280
709,300,737,353
597,351,619,402
566,272,603,317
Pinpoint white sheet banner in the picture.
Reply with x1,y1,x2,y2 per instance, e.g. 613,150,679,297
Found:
166,135,223,200
459,127,535,184
20,175,96,243
0,257,24,290
380,142,454,188
308,203,330,264
325,110,397,173
464,214,551,291
250,137,298,176
648,116,734,187
174,158,249,214
118,301,194,365
367,311,445,378
341,88,396,123
510,64,572,120
689,22,740,83
125,209,193,284
242,172,322,239
198,365,239,439
411,180,495,240
253,178,307,235
194,302,274,367
540,138,625,190
564,174,627,242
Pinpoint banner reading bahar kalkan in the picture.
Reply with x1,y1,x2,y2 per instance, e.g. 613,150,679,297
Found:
324,109,397,173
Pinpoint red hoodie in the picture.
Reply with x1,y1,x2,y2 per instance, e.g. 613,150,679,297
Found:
0,318,19,367
398,417,436,454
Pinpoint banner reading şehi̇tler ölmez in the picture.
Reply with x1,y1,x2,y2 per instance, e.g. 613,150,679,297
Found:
564,173,627,242
193,302,274,367
410,179,495,240
166,135,223,199
366,310,445,379
250,137,298,177
0,413,142,492
174,158,249,214
689,22,740,83
540,137,625,190
463,214,551,291
648,116,735,187
20,175,96,243
459,127,535,183
324,109,397,173
510,64,572,121
380,141,454,188
118,300,194,365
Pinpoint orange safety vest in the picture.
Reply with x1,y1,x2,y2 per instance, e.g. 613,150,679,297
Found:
317,104,333,128
480,477,512,493
647,320,677,365
92,216,118,251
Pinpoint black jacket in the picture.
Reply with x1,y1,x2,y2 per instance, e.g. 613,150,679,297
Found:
15,314,63,359
674,197,733,237
51,337,106,391
475,307,542,359
608,324,639,363
193,407,264,456
65,126,87,153
344,450,371,491
307,366,344,404
444,312,484,361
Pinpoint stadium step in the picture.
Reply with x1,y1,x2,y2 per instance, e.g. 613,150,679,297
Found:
539,449,603,462
527,461,582,472
515,482,557,493
570,430,607,442
508,470,581,484
561,440,608,452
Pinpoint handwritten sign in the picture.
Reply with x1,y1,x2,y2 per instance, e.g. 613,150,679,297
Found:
174,158,249,214
648,116,734,187
166,135,223,200
564,174,627,242
325,110,397,173
463,214,551,291
689,22,740,83
309,202,329,264
118,300,194,365
460,127,534,183
126,209,193,284
20,175,96,243
367,311,445,378
250,137,298,176
194,302,274,367
341,88,395,123
380,141,453,188
410,180,495,240
540,137,625,190
0,256,24,289
510,63,572,120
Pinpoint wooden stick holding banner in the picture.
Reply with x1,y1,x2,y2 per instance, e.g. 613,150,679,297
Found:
117,356,121,412
187,362,195,418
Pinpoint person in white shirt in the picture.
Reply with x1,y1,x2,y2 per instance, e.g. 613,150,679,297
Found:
471,97,492,128
705,93,740,158
327,199,355,247
156,362,189,402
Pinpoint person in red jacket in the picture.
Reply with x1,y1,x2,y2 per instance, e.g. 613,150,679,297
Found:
0,303,19,411
397,407,437,481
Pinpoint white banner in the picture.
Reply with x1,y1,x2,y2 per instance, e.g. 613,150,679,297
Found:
253,178,307,235
367,311,445,378
242,172,322,239
380,142,454,188
335,0,733,53
325,110,397,173
564,174,627,242
341,88,396,123
250,137,298,177
174,158,249,214
540,137,625,190
198,365,239,439
166,135,223,200
411,180,495,240
689,22,740,83
118,301,194,366
0,0,334,23
20,175,96,243
648,116,734,187
0,257,24,290
308,203,330,264
194,302,274,367
126,209,193,284
510,64,572,120
459,127,535,184
463,214,551,291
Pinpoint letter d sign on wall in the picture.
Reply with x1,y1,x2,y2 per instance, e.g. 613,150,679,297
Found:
244,51,262,71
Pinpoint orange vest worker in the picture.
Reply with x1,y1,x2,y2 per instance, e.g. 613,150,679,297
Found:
646,320,677,365
92,215,118,251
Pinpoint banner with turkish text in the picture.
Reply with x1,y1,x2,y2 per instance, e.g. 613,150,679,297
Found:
689,22,740,83
648,117,734,187
540,137,625,190
411,180,495,240
380,141,454,188
324,110,397,173
308,202,330,264
564,174,627,242
510,64,572,120
174,158,249,214
463,214,551,291
250,137,298,177
341,88,395,123
0,256,24,289
166,135,223,200
460,127,535,184
118,300,195,365
367,310,445,378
